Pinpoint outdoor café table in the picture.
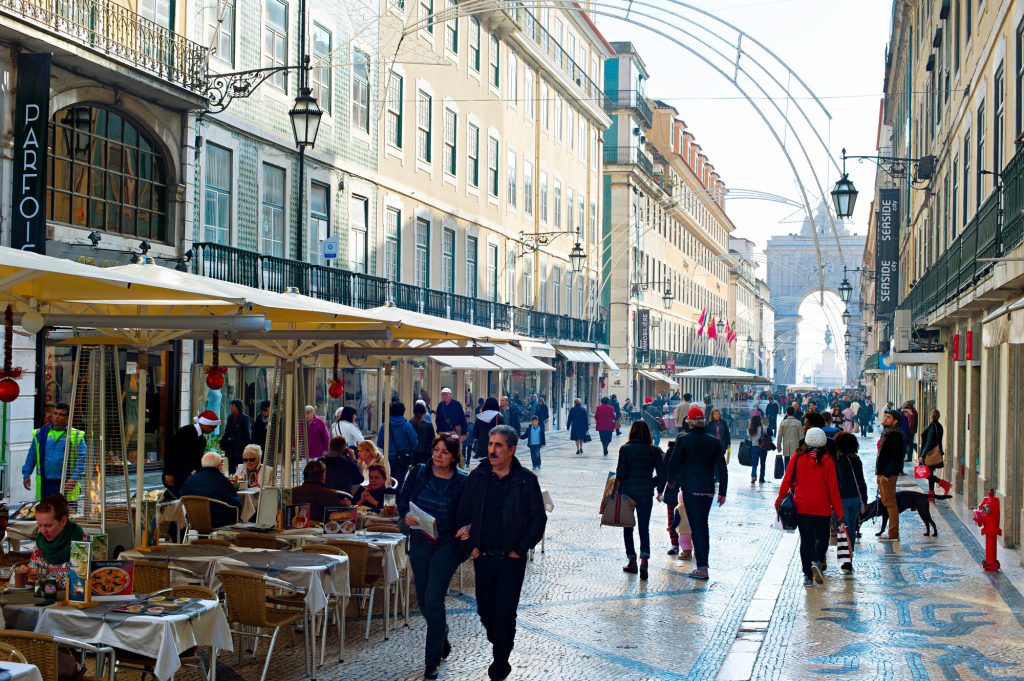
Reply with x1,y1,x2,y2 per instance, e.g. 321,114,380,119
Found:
5,522,36,552
337,532,408,637
31,597,230,681
0,662,43,681
239,489,259,522
120,543,243,586
211,526,323,547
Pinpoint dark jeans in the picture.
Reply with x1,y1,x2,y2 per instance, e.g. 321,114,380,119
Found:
682,492,714,569
390,457,410,493
599,430,613,454
622,493,653,559
927,464,942,493
840,497,862,553
796,514,831,577
528,445,542,469
474,555,528,666
750,445,767,481
40,479,61,498
408,538,461,667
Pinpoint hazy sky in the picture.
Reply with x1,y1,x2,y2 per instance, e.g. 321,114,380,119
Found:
594,0,892,381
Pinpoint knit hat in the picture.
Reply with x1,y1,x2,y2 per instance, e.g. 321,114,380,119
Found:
884,409,902,421
805,427,827,448
195,410,221,426
686,406,705,421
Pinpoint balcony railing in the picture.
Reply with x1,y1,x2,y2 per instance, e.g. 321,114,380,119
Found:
1,0,208,94
604,146,655,178
604,90,653,128
193,242,607,344
633,348,728,370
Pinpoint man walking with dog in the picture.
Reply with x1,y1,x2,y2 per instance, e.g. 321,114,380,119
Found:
876,409,906,542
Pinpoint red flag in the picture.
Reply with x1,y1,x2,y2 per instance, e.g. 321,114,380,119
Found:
724,321,732,342
708,316,718,340
697,309,706,337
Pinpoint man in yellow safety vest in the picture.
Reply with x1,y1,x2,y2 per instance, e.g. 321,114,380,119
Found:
22,402,85,501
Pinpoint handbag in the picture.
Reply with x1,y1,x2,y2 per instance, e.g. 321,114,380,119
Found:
584,433,593,443
600,480,637,528
777,453,799,530
923,446,943,466
738,439,753,467
836,524,852,563
914,464,930,479
656,416,667,433
773,454,785,480
759,435,777,452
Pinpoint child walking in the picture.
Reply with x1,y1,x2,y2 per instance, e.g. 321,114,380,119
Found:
520,415,546,471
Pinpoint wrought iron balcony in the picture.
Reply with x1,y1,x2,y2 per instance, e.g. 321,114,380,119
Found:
604,90,653,128
604,146,655,178
0,0,208,94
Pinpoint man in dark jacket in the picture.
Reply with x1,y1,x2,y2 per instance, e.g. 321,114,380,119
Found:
610,395,622,436
665,406,728,581
179,452,241,528
291,460,352,523
455,425,546,681
499,396,521,435
409,401,436,466
164,410,220,496
876,409,906,541
220,400,252,471
251,401,271,449
765,397,780,436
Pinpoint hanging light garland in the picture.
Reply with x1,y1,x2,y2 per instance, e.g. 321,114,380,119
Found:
328,343,344,399
205,330,227,390
0,306,23,403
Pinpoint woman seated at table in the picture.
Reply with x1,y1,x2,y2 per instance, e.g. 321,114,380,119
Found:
355,465,396,511
29,493,85,582
291,460,352,523
356,441,390,481
233,444,264,488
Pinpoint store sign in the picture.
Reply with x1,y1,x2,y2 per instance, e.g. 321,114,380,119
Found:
637,309,650,352
875,189,900,318
664,357,676,373
10,54,52,254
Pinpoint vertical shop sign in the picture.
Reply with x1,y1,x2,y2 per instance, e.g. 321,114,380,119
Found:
875,189,900,318
11,54,52,254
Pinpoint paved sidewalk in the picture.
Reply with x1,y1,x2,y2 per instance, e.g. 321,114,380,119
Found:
188,429,1024,680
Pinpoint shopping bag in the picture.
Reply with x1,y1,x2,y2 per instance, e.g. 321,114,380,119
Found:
914,465,930,479
837,524,852,563
773,454,785,480
600,492,636,528
738,440,753,467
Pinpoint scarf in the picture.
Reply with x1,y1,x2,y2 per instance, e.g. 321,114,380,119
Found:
36,520,82,565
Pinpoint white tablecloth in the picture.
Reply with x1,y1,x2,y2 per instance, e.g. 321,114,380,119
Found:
211,550,349,613
35,599,231,681
0,662,42,681
333,533,407,586
121,545,240,586
239,490,259,522
211,527,323,547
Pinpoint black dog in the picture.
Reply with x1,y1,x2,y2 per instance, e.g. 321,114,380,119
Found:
860,491,953,537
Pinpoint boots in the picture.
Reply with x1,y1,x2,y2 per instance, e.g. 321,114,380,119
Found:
623,557,638,574
639,558,649,580
681,549,693,561
939,479,952,494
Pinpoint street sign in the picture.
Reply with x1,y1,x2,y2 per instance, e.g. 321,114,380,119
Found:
322,236,339,260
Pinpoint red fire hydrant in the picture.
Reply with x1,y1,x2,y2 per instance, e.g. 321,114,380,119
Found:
972,489,1002,573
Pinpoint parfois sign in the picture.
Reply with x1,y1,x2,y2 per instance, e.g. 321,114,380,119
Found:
11,54,52,254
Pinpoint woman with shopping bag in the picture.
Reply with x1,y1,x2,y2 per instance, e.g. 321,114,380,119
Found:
919,410,950,496
833,433,868,571
614,421,665,580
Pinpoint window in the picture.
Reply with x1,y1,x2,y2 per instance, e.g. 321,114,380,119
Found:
415,217,430,287
207,0,234,65
308,182,329,263
522,256,533,307
445,0,458,52
261,163,285,256
996,63,1006,175
467,123,480,186
417,89,432,162
590,201,597,245
420,0,433,34
554,95,562,141
540,80,549,129
567,108,575,151
955,0,961,66
386,72,403,148
264,0,287,90
566,187,574,233
578,195,585,241
552,267,561,314
489,33,500,88
507,150,517,207
524,160,533,215
977,101,986,207
469,17,481,71
962,132,970,224
466,236,478,299
488,136,499,197
505,251,516,305
385,207,401,282
203,144,231,244
311,25,332,113
553,179,561,227
565,272,573,316
351,49,370,132
486,244,498,301
1017,19,1024,137
443,108,457,176
524,67,535,119
442,228,456,293
540,171,548,221
349,196,368,273
508,51,518,102
965,0,971,43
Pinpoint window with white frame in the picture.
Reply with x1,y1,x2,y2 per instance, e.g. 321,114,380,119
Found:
489,33,500,87
522,256,533,307
466,236,478,298
204,143,231,245
207,0,234,65
554,95,562,141
538,263,547,311
415,217,430,287
540,170,548,221
445,0,458,52
308,182,329,263
524,67,534,119
442,227,456,293
467,122,480,186
566,187,574,233
579,117,586,160
469,17,481,71
577,278,584,316
260,163,285,256
443,108,457,176
506,250,516,305
508,51,518,103
488,135,499,197
263,0,288,90
386,72,403,148
351,49,370,131
417,89,432,162
553,179,561,227
567,107,575,151
311,25,332,113
507,150,517,208
523,160,533,215
577,195,584,240
349,195,368,273
552,266,561,314
486,243,498,301
564,272,572,315
385,207,401,282
420,0,433,33
590,201,597,245
540,80,549,129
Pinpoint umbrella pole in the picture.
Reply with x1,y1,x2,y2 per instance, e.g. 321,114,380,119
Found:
381,361,392,470
283,363,294,489
134,354,148,546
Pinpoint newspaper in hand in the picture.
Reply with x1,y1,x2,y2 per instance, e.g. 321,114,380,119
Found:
407,501,438,540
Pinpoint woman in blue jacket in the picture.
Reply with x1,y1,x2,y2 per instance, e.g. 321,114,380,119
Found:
567,398,590,455
377,401,419,491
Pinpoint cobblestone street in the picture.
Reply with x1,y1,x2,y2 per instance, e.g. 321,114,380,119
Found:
203,430,1024,681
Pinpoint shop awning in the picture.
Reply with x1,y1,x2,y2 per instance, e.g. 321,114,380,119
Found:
431,354,502,370
594,350,620,372
520,340,557,358
491,344,554,372
638,369,679,387
556,347,603,363
674,365,771,384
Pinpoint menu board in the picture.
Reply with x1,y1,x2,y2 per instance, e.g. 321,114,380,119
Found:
283,503,311,529
90,560,135,600
323,507,358,535
140,500,159,547
66,541,92,606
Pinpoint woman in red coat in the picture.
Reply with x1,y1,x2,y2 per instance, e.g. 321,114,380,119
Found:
594,397,618,456
774,427,844,586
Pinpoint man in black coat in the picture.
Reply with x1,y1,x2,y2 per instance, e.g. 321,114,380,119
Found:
251,401,271,450
666,406,728,581
876,409,906,542
164,410,220,496
499,396,521,435
220,400,252,471
610,395,622,436
179,452,241,527
455,425,546,681
765,397,780,436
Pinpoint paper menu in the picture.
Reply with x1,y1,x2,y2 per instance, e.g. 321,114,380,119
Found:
407,501,437,540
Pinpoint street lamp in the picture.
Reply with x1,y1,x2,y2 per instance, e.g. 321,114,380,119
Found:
746,335,753,350
838,277,852,303
289,87,323,148
841,307,852,326
830,172,858,219
662,282,673,309
568,240,586,275
716,317,725,336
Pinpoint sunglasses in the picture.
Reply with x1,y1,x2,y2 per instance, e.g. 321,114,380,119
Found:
243,458,259,462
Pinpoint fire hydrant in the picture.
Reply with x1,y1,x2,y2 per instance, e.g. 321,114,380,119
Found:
972,489,1002,573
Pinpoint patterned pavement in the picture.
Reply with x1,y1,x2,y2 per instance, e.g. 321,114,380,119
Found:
188,427,1024,681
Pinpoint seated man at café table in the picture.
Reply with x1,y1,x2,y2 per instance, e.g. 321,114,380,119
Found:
323,436,363,497
29,493,85,583
180,452,242,528
291,460,353,523
356,464,397,511
233,443,265,488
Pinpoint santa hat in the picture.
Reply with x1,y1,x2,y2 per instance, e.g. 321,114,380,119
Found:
194,410,221,426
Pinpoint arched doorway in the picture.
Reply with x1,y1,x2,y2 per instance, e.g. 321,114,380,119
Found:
794,291,847,387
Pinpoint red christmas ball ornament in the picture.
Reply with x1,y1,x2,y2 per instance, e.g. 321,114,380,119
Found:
0,378,20,403
205,372,225,390
328,382,344,399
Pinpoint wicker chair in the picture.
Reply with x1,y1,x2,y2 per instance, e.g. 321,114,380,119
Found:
325,539,381,639
219,570,306,681
364,525,400,533
298,544,345,556
132,560,205,595
180,495,239,536
0,642,26,663
234,533,291,550
0,630,115,681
